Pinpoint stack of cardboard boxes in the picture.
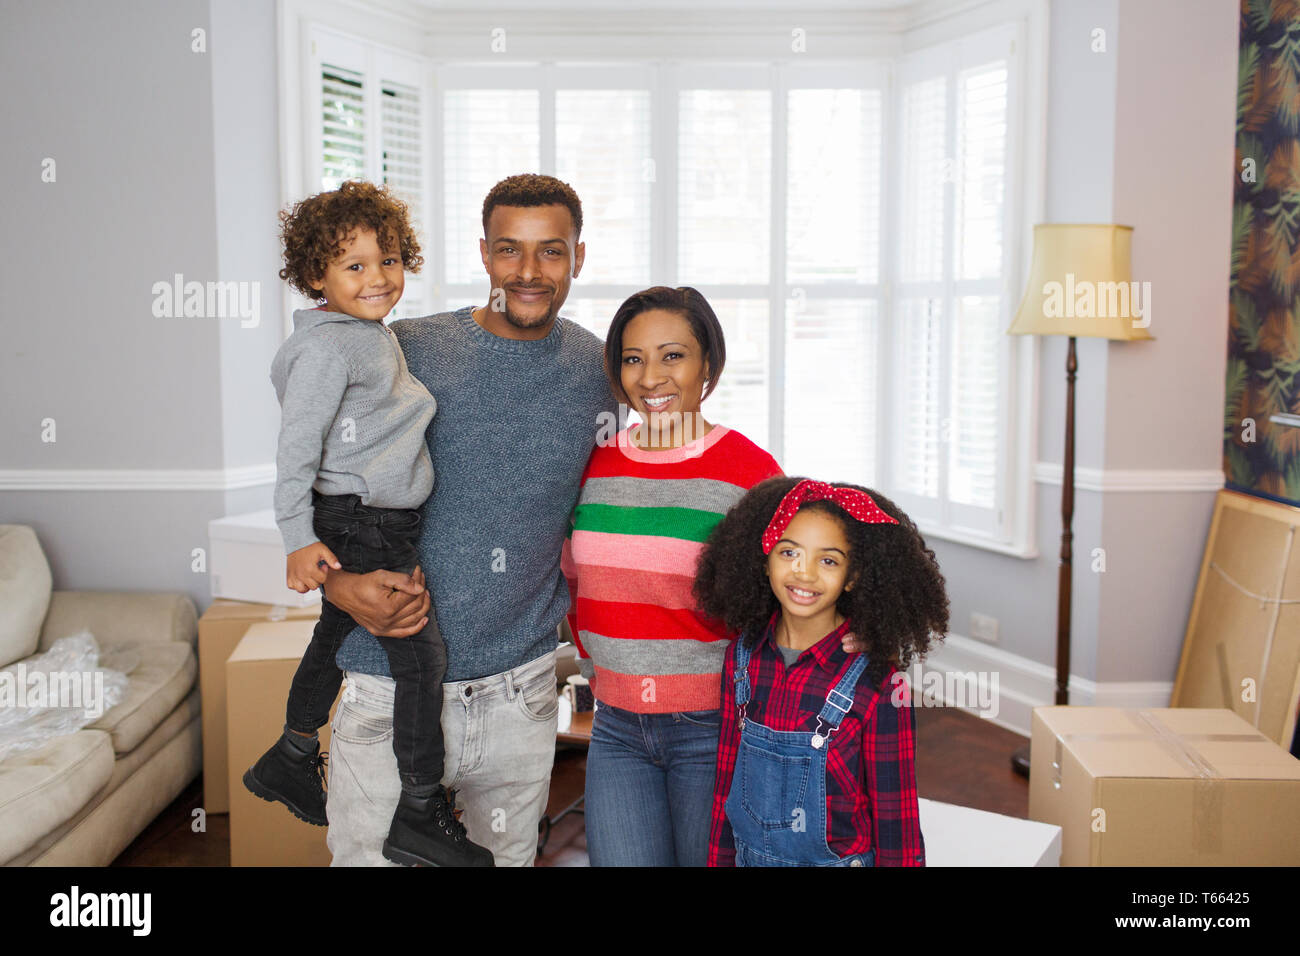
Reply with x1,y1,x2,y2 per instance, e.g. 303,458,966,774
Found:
198,599,338,866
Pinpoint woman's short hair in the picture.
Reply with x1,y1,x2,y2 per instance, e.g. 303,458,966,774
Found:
603,286,727,403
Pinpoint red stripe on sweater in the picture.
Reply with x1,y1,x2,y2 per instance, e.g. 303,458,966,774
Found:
577,596,731,642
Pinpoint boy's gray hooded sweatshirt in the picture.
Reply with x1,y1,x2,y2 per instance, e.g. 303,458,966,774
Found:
271,308,436,554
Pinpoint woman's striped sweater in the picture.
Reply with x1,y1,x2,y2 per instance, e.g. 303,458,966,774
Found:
562,424,783,713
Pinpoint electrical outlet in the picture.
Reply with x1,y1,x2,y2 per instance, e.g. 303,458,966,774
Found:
970,612,999,644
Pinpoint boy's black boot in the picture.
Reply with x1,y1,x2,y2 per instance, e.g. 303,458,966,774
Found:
242,733,328,826
382,786,496,867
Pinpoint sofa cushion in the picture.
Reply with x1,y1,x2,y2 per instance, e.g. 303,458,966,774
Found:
88,643,197,754
0,526,53,669
0,728,114,865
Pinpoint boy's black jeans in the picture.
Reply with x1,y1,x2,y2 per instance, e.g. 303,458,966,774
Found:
285,490,446,791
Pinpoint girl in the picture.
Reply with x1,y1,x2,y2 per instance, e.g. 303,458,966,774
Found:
694,476,949,866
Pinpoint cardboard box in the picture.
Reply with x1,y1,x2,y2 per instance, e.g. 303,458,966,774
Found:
1029,706,1300,866
918,798,1060,866
209,510,321,607
199,599,320,813
227,620,340,866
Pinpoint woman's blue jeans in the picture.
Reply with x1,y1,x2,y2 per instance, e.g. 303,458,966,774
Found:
584,700,720,867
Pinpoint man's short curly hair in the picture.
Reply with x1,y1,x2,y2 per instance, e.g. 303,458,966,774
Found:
481,174,583,239
693,476,949,691
279,180,423,300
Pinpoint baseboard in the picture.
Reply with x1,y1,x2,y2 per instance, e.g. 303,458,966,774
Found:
905,632,1173,739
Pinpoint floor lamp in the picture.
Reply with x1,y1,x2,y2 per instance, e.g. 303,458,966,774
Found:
1006,223,1153,778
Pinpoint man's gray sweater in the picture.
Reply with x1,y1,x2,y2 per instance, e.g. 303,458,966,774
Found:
270,308,437,554
335,307,617,682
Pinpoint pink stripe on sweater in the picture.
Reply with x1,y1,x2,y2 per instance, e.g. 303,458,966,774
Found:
570,529,704,577
573,564,698,610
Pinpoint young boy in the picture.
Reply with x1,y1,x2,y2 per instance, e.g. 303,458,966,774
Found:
243,180,493,867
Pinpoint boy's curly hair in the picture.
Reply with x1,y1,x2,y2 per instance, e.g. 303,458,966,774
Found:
693,476,949,691
278,180,423,300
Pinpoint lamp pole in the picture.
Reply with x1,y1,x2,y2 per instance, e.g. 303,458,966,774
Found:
1055,335,1076,706
1012,335,1076,777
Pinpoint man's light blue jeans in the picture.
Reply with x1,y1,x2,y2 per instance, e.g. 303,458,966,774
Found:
326,649,559,867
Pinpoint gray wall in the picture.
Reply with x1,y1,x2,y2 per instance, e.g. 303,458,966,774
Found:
1094,0,1235,682
212,0,285,474
0,0,279,610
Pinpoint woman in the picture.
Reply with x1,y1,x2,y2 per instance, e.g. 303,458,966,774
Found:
562,286,861,866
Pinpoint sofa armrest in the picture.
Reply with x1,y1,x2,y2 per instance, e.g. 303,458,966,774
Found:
38,591,198,652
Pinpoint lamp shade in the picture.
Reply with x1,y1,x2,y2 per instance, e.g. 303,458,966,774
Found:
1007,223,1154,341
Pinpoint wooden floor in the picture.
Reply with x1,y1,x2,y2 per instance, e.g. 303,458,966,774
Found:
112,705,1028,866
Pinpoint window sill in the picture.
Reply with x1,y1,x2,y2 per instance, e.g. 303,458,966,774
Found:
914,520,1038,559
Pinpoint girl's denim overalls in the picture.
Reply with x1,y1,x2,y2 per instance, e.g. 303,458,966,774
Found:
724,638,875,867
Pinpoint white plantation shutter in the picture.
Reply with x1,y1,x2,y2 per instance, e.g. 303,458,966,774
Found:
679,90,771,285
703,300,770,450
560,298,623,345
889,27,1017,537
950,295,1000,506
787,89,882,285
899,76,947,285
897,296,943,498
784,300,878,484
783,85,883,485
320,64,366,189
894,73,947,514
556,90,653,286
309,30,431,321
442,90,540,285
956,64,1008,281
381,78,426,320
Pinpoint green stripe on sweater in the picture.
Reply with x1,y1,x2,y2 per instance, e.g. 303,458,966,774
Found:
572,502,722,542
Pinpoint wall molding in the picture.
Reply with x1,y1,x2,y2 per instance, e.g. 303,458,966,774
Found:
1034,462,1224,493
906,632,1174,739
0,464,276,492
2,462,1224,495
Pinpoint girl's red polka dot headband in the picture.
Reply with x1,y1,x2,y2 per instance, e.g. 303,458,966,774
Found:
761,479,899,554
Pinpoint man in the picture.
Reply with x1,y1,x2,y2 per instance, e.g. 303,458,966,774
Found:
319,174,616,866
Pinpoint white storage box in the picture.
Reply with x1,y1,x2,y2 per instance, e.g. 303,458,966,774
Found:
208,510,320,607
919,798,1060,866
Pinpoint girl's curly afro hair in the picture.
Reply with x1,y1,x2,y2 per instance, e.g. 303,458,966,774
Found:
279,180,424,300
693,476,949,690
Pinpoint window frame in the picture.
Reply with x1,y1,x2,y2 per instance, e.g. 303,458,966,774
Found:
277,0,1048,558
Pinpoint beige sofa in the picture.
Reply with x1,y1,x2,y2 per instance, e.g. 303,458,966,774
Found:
0,525,201,866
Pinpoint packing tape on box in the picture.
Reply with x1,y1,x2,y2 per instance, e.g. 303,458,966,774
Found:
1052,709,1272,855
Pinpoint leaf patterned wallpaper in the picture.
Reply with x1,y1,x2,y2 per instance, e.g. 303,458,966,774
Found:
1228,0,1300,506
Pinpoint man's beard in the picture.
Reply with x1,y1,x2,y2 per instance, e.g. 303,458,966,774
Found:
503,305,557,329
502,289,560,330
